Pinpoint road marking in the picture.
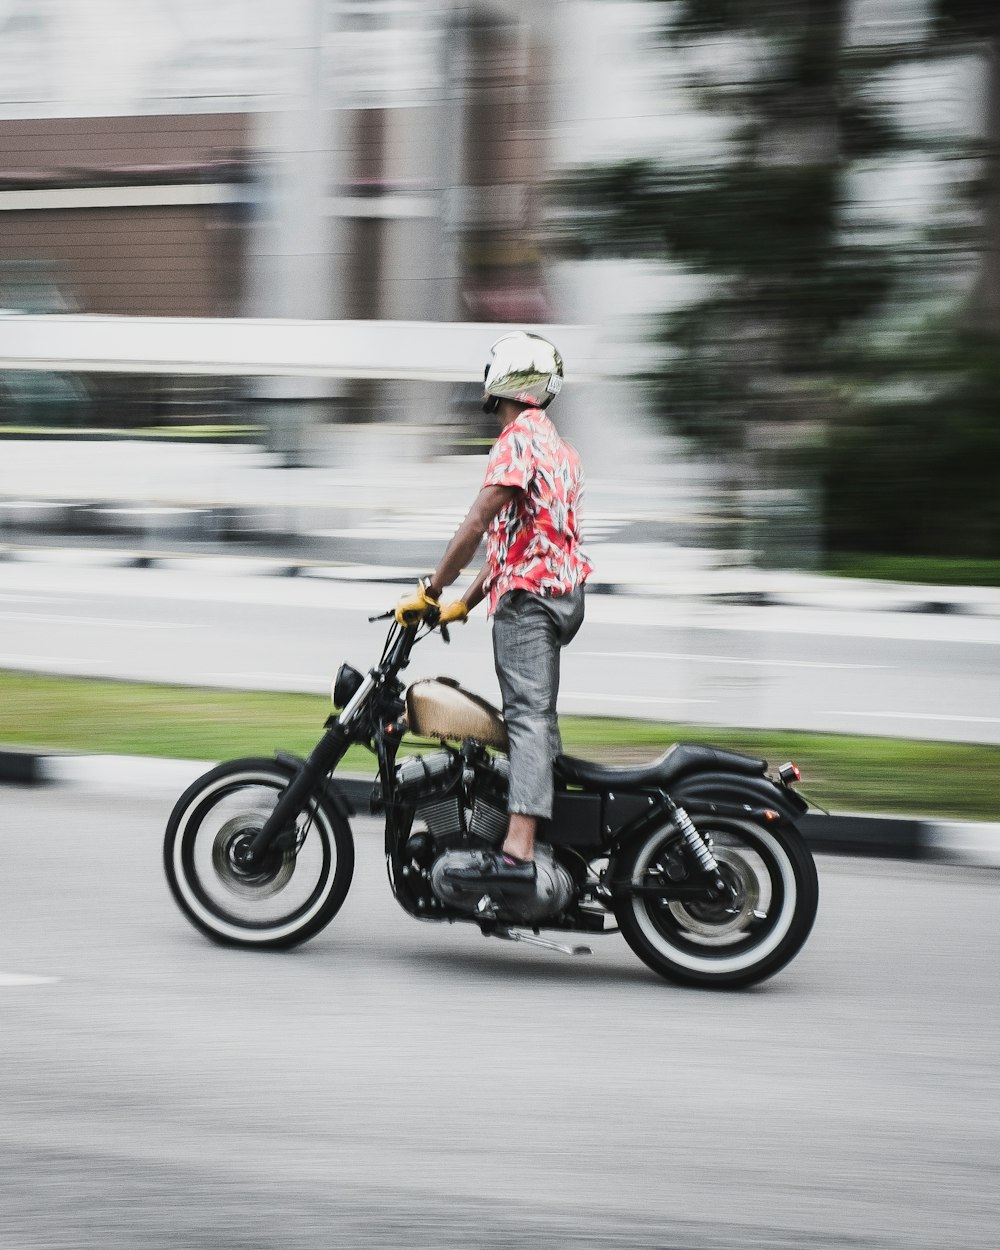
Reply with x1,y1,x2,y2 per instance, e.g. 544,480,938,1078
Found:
0,973,59,986
0,611,200,629
578,650,890,671
0,592,70,604
829,710,1000,726
0,654,113,669
200,672,330,687
563,692,713,706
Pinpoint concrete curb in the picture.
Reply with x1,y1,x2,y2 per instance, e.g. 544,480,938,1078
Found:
4,748,997,869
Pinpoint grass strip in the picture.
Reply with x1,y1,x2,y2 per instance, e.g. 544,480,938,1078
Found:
825,552,1000,588
2,669,998,821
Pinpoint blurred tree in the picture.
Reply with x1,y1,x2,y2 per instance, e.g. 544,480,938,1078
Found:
821,317,1000,557
556,0,1000,564
554,0,900,451
932,0,1000,335
824,1,1000,560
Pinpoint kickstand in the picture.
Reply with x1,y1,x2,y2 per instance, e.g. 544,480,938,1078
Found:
492,927,592,957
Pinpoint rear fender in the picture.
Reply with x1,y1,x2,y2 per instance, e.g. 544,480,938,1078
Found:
606,771,808,887
670,770,807,826
605,769,806,857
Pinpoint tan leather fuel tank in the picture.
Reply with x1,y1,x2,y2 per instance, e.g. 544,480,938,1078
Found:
405,678,508,750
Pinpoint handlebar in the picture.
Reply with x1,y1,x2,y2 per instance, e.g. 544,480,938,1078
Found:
367,606,450,644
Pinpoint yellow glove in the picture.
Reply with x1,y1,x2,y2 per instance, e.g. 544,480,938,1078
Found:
438,599,469,626
394,579,439,625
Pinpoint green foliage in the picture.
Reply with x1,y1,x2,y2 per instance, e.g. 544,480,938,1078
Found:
824,552,1000,586
933,0,1000,43
555,0,999,559
824,331,1000,557
554,0,900,451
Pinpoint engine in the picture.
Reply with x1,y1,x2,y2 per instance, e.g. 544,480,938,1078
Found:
390,747,574,923
392,747,511,853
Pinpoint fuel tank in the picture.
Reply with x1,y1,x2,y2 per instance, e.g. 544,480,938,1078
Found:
405,677,508,749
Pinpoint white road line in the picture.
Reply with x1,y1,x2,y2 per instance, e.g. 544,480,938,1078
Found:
0,592,70,604
0,655,112,669
0,973,59,986
0,611,200,629
578,650,890,671
563,692,714,706
829,710,1000,726
200,672,330,687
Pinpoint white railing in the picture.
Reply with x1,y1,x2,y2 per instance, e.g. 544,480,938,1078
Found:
0,315,598,382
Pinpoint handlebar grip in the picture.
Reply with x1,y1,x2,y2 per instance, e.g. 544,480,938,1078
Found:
440,623,451,644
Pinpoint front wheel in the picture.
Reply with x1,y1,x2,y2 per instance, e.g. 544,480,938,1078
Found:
613,816,818,988
164,757,355,949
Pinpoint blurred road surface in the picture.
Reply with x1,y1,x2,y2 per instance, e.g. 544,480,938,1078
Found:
3,559,1000,742
1,787,997,1249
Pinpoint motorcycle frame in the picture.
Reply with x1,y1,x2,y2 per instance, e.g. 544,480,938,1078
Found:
241,617,810,928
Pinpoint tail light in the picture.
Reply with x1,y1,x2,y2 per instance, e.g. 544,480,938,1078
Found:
778,762,801,785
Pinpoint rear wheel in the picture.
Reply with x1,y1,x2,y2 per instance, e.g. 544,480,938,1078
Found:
164,757,354,949
613,817,818,988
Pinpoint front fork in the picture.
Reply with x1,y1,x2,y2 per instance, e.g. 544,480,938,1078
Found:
243,720,351,865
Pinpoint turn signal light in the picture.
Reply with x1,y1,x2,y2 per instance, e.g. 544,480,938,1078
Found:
778,762,801,785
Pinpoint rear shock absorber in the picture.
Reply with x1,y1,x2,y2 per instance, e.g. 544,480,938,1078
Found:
663,795,725,889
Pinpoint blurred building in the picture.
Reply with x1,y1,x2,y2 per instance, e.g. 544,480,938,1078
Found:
0,114,250,318
0,4,673,429
0,0,973,458
0,2,572,323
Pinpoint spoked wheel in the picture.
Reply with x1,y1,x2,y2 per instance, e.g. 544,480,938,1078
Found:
613,817,818,988
164,757,354,949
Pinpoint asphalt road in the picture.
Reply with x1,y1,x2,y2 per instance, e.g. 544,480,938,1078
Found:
1,786,997,1249
3,559,1000,743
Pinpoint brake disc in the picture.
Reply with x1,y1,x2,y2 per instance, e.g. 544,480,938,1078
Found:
666,848,761,938
211,814,297,899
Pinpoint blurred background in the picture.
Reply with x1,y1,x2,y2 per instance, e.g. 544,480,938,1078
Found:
3,11,1000,1250
0,0,996,575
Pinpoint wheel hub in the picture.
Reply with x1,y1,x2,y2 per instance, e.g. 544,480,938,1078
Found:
665,849,760,937
212,815,296,899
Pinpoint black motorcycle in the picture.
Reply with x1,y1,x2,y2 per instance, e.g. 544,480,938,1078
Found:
164,606,819,988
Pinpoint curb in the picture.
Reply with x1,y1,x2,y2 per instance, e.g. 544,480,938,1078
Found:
4,748,997,869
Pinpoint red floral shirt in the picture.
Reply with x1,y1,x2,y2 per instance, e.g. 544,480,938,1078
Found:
482,409,592,615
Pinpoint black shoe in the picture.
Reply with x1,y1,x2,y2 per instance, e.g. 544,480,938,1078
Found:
442,850,537,893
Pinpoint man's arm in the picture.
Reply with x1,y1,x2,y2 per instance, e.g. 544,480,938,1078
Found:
426,484,516,599
460,563,491,612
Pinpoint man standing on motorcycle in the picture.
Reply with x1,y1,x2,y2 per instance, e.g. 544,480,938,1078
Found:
396,331,592,891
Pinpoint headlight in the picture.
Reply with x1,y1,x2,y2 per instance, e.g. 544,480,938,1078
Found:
332,663,364,709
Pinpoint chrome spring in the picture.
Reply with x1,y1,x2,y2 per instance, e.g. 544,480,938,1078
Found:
672,804,720,874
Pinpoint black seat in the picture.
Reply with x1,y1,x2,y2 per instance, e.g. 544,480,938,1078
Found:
554,742,767,791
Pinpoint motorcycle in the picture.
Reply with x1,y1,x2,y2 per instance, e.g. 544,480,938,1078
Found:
163,605,819,988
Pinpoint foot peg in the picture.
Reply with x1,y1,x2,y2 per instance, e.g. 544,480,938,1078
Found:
492,927,592,957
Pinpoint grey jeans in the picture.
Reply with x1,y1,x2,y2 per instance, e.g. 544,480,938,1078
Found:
491,586,586,820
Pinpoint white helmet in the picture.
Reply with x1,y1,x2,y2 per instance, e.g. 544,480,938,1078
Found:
483,331,563,413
